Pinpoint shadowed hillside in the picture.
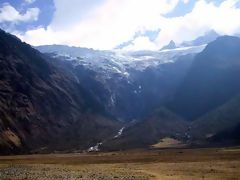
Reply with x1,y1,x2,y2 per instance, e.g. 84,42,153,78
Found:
0,29,121,154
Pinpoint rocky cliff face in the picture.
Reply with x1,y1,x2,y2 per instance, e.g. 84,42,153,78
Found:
0,29,121,154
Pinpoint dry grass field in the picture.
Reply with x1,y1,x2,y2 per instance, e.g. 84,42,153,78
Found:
0,147,240,179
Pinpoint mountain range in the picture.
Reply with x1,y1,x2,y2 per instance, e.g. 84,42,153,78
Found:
0,28,240,154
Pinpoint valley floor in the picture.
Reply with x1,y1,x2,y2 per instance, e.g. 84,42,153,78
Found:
0,147,240,179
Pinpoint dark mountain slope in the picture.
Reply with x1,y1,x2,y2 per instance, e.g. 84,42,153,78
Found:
119,54,195,121
102,108,188,150
189,94,240,140
0,29,120,154
169,36,240,120
210,123,240,145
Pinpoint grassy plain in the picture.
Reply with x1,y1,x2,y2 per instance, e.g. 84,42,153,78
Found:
0,147,240,179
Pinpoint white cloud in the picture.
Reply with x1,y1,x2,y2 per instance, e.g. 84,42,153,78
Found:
0,3,39,23
122,36,158,51
51,0,105,31
17,0,179,49
153,0,240,49
16,0,240,50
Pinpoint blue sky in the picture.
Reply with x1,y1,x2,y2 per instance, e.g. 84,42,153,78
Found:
0,0,54,31
0,0,240,50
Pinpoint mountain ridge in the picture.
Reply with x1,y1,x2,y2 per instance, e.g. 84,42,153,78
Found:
1,29,240,154
0,29,121,154
169,35,240,120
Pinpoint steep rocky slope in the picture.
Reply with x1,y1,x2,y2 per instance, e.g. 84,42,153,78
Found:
0,29,121,154
169,36,240,120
